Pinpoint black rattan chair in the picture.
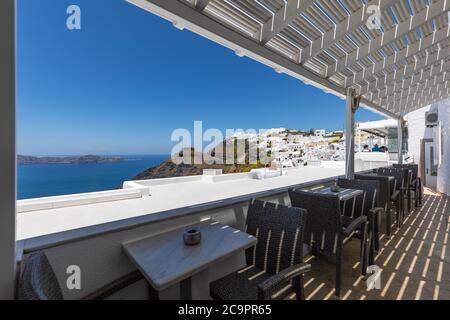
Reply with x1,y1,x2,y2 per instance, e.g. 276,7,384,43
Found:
288,189,368,298
387,167,413,214
393,164,422,208
19,251,151,300
376,167,406,227
394,167,413,214
355,174,394,238
337,178,384,258
210,200,311,300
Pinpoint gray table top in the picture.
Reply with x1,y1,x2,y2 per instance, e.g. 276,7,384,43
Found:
359,173,395,181
315,187,364,201
122,220,257,291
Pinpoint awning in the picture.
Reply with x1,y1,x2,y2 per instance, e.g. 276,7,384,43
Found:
128,0,450,119
357,119,398,136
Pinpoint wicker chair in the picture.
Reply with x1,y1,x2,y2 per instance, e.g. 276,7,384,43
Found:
393,164,422,208
18,251,152,300
355,174,394,238
380,167,413,214
337,178,384,259
376,167,406,227
396,168,413,214
210,200,311,300
288,189,368,298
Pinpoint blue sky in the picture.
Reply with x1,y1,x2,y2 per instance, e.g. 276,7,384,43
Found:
17,0,382,156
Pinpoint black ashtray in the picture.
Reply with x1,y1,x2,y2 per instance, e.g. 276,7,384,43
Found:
330,185,341,192
183,228,202,246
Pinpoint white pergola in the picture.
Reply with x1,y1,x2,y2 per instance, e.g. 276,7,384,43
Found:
129,0,450,116
128,0,450,177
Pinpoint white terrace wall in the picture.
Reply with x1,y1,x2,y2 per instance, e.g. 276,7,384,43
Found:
406,99,450,195
21,191,293,300
434,99,450,195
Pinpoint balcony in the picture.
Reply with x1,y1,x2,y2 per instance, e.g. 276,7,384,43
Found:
12,164,449,300
16,164,345,240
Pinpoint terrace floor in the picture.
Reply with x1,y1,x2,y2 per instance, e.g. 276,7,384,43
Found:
302,193,450,300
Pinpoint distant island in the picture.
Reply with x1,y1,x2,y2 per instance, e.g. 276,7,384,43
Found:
18,155,123,165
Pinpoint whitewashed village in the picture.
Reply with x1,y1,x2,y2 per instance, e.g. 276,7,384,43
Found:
225,120,393,169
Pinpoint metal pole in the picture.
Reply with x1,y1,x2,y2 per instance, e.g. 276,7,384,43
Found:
0,0,17,300
398,118,404,164
345,88,359,179
358,129,362,152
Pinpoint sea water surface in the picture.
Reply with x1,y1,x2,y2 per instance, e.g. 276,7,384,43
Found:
18,155,168,200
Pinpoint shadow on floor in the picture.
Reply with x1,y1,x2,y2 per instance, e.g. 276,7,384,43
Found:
301,194,450,300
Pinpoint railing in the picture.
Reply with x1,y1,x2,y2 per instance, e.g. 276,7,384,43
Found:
16,168,386,300
17,187,150,214
19,173,345,255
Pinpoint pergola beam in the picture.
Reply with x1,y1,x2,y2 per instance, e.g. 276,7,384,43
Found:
391,82,450,114
374,63,450,102
380,61,450,105
195,0,210,12
413,88,450,109
360,44,450,97
387,77,450,108
385,72,450,107
260,0,314,45
128,0,400,119
330,0,450,79
394,91,449,114
360,97,400,119
301,0,398,63
389,83,450,113
129,0,440,120
344,24,450,88
404,85,450,110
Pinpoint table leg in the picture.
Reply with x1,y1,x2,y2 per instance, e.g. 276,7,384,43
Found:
180,278,192,300
180,269,210,300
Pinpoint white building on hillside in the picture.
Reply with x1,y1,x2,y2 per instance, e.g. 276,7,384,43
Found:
314,129,326,137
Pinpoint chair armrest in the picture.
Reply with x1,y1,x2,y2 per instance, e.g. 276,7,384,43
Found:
342,215,367,237
369,207,384,215
81,270,144,300
416,177,422,188
257,263,311,300
390,190,400,201
369,207,383,226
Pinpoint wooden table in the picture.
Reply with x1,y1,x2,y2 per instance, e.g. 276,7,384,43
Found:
122,220,257,300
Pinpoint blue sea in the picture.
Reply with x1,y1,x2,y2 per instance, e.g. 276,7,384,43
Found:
18,155,168,200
